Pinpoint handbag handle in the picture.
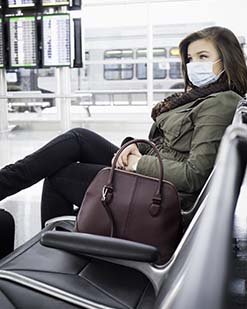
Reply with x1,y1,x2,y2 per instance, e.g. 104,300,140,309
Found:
111,138,164,188
101,139,165,234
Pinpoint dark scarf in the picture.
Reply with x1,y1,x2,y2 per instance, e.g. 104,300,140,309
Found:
151,80,230,121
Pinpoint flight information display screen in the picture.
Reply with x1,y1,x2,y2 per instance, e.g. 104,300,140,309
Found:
42,0,69,6
0,19,4,68
7,0,35,8
42,14,71,67
8,16,37,68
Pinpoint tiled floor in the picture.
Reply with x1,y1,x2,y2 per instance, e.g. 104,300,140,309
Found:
0,123,151,248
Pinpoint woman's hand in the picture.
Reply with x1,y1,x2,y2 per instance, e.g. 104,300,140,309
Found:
124,154,141,171
111,144,142,170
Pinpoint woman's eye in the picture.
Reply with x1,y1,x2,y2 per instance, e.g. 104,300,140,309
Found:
199,54,208,60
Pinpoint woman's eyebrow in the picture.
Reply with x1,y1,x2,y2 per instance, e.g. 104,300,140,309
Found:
197,50,210,54
187,50,210,57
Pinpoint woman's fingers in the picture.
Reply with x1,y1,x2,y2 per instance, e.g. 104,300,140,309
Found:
120,146,135,166
112,152,125,169
111,154,116,166
121,152,128,166
117,155,125,168
112,144,140,169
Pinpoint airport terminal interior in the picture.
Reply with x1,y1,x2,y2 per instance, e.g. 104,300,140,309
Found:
1,0,245,246
0,0,247,308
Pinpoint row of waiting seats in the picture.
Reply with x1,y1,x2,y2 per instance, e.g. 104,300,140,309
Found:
0,99,247,308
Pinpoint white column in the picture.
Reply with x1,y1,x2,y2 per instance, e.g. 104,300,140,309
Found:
0,69,8,132
56,67,72,132
56,6,72,132
147,2,154,110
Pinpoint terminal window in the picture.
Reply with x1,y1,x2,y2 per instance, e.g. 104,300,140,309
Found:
136,48,167,80
104,49,134,80
169,47,182,79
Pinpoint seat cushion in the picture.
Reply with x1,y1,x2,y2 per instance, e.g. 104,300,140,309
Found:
0,222,155,309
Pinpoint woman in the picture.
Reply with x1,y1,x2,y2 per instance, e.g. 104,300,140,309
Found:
0,26,247,228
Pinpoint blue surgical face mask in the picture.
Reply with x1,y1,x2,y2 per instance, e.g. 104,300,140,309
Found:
186,59,223,87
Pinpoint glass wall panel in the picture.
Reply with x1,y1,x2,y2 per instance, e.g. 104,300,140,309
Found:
104,49,134,80
4,0,247,127
136,48,167,80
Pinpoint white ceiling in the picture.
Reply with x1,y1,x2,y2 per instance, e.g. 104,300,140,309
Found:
79,0,247,38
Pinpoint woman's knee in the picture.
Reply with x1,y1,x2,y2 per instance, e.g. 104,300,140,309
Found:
66,128,98,150
67,127,92,138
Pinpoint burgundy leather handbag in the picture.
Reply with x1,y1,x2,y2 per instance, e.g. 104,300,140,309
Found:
75,139,182,264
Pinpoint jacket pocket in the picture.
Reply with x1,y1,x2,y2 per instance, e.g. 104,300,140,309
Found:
157,107,193,139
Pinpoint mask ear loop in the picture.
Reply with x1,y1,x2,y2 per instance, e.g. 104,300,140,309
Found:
217,69,225,78
213,59,222,65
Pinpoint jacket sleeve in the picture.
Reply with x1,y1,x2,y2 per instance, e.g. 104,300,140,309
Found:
136,94,238,193
120,136,135,147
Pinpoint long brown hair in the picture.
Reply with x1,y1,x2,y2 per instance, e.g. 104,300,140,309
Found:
179,26,247,96
151,26,247,120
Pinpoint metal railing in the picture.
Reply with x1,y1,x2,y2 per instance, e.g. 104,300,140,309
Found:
0,89,183,132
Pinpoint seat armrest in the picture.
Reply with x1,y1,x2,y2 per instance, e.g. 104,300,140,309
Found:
40,231,159,263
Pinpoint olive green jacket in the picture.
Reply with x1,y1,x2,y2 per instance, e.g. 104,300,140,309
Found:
136,90,241,211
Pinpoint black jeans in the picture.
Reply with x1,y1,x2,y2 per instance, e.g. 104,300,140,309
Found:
0,128,118,227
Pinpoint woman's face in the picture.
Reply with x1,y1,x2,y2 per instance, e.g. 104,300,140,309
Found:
187,38,224,75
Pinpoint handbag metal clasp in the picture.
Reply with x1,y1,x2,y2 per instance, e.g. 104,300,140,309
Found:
101,185,113,203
